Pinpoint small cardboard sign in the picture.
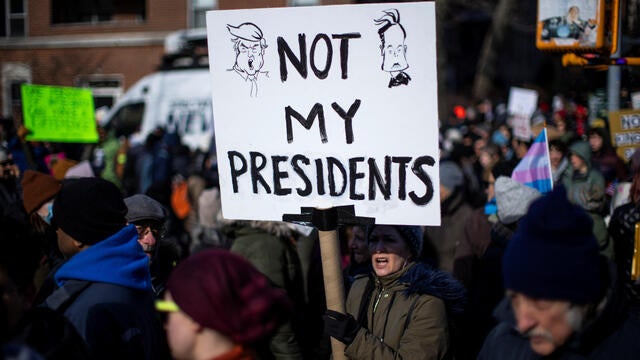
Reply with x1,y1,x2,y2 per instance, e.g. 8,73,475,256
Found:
21,84,98,143
508,87,538,141
206,2,440,225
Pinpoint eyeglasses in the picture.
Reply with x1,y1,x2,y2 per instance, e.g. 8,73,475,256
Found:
135,224,161,240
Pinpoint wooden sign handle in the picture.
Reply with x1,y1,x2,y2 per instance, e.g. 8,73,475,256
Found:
318,228,347,360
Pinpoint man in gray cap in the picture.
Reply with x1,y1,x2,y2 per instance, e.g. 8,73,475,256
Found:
124,194,167,259
124,194,174,297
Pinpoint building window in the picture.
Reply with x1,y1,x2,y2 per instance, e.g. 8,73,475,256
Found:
51,0,145,25
1,63,31,118
190,0,216,29
1,0,27,37
289,0,319,6
75,74,123,111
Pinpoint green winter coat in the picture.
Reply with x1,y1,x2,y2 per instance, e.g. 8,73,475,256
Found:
563,141,611,258
228,221,305,360
344,262,465,360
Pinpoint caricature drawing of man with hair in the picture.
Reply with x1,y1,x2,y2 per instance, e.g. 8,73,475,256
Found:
227,22,268,97
374,9,411,88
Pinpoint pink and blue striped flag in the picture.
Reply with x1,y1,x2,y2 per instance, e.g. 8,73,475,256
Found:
511,128,553,194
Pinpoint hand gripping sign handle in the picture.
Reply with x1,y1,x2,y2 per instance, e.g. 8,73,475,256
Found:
283,206,374,360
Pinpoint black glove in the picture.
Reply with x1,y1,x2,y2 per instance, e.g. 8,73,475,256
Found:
323,309,360,345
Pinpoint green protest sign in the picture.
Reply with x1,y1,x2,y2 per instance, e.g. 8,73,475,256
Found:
21,84,98,143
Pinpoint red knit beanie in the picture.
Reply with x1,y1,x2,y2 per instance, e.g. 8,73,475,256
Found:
21,170,62,215
167,249,292,345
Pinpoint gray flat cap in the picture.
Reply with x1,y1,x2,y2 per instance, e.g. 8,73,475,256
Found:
124,194,168,223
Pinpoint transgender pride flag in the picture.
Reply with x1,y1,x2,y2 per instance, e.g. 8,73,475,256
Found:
511,128,553,194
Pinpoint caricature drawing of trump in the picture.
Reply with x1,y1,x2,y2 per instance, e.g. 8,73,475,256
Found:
227,22,268,97
374,9,410,88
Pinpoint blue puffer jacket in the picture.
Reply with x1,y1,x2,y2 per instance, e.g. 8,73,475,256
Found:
44,225,170,360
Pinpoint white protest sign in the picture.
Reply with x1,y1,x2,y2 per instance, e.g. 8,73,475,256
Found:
206,2,440,225
508,87,538,141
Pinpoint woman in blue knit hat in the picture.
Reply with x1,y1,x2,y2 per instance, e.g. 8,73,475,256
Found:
324,225,465,359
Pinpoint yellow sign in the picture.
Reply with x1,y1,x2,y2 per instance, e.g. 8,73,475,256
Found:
21,84,98,143
608,109,640,161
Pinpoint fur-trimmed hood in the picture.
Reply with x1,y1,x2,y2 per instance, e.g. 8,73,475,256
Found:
400,262,466,315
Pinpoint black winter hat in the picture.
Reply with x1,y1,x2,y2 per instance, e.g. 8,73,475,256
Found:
53,178,127,245
503,185,605,304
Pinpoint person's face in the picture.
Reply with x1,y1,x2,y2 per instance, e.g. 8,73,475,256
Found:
368,226,412,277
549,147,563,168
473,139,487,158
569,153,586,172
349,227,370,265
380,25,408,73
135,221,160,259
485,173,495,201
164,292,199,360
235,39,265,76
56,227,80,259
568,7,579,21
588,134,603,152
0,158,17,180
555,119,566,133
510,292,576,356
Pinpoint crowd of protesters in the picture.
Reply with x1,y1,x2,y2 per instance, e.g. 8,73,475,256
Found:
1,92,640,359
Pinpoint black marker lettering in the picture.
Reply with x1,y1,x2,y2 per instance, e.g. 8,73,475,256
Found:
315,158,325,195
392,157,412,200
249,151,271,194
331,99,361,144
285,103,328,143
292,154,312,196
409,156,435,205
310,34,332,79
272,155,291,196
278,34,307,82
327,157,347,196
228,151,247,193
331,33,361,79
368,156,391,200
349,157,365,200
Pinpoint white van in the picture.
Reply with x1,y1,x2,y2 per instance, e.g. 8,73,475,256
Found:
101,30,214,152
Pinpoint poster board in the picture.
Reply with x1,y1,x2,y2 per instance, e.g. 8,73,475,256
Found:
508,87,538,141
536,0,606,52
609,109,640,161
206,2,440,225
21,84,99,143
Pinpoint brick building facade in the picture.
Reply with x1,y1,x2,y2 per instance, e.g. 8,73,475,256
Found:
0,0,348,124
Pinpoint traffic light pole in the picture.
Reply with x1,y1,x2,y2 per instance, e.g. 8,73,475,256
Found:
608,0,623,113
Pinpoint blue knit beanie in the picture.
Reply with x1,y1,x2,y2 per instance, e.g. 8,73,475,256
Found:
503,185,605,304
